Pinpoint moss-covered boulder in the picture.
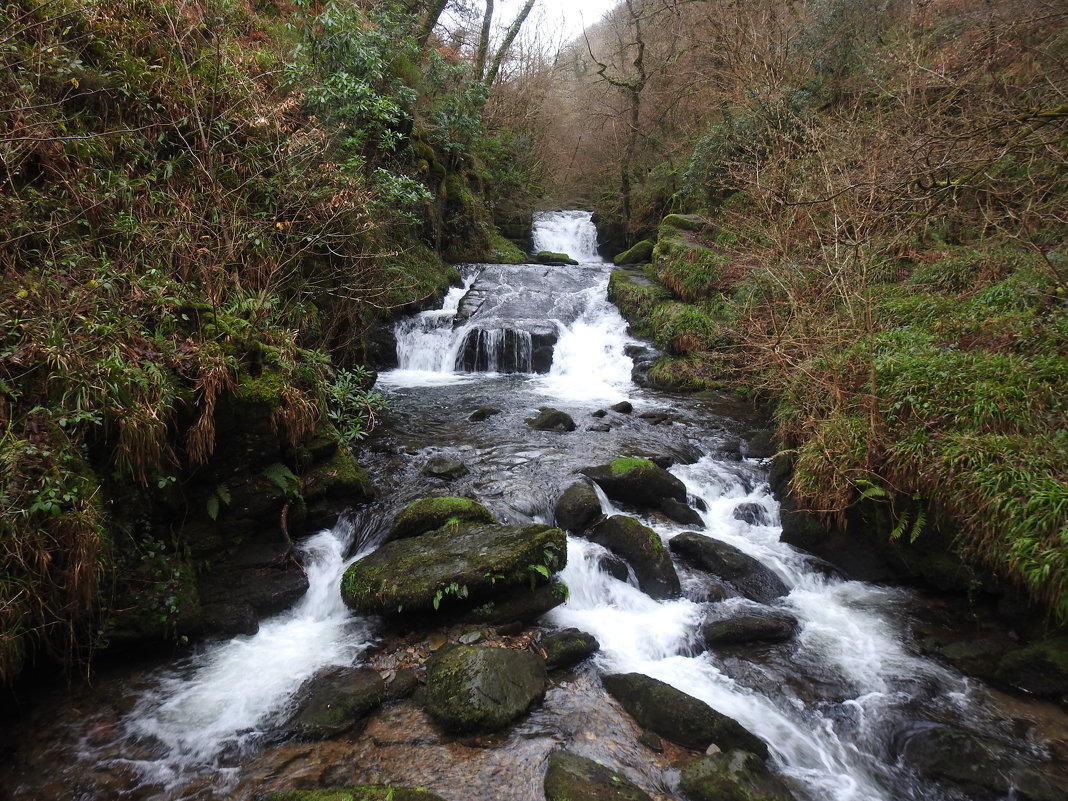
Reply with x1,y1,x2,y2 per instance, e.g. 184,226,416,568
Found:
543,750,653,801
586,516,680,600
264,788,447,801
602,672,767,757
285,667,385,740
541,627,600,670
425,644,547,732
613,239,655,266
670,532,789,604
527,407,577,432
535,250,579,265
995,635,1068,697
554,480,604,534
679,751,797,801
580,458,687,513
341,523,566,618
388,496,496,541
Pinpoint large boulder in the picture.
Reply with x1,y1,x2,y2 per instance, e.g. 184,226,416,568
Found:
527,407,577,432
669,533,788,604
679,751,797,801
586,516,681,600
543,751,653,801
285,667,385,740
388,496,496,541
602,672,767,757
554,481,604,534
700,605,799,647
613,239,656,266
425,645,547,732
581,458,687,514
341,523,566,619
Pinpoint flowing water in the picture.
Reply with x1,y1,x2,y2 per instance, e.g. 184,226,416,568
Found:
2,210,1066,801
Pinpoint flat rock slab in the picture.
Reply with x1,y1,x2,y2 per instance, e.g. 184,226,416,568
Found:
543,751,653,801
602,672,767,757
669,532,788,604
342,523,566,618
425,644,546,733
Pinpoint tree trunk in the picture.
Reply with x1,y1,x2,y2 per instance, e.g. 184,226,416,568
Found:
483,0,536,86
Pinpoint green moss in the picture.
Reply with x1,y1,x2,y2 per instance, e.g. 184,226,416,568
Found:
536,251,579,265
610,457,656,475
486,229,527,264
389,496,496,540
647,355,723,392
303,446,375,504
660,213,707,233
613,239,655,265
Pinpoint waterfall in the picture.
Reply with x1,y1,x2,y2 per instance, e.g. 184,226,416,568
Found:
532,209,602,262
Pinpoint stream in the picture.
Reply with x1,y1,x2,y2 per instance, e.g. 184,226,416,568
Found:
2,210,1066,801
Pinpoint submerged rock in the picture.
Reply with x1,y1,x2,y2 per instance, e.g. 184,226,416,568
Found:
285,667,385,740
679,750,797,801
586,515,680,600
581,458,687,512
388,496,496,541
660,497,705,527
554,480,604,534
995,635,1068,697
526,407,577,431
425,644,546,732
901,725,1015,798
670,533,788,604
543,750,654,801
264,788,447,801
468,406,502,422
541,627,600,670
602,672,767,757
421,455,469,480
341,523,566,619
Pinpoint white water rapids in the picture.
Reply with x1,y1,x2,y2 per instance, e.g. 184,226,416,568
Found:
54,210,1051,801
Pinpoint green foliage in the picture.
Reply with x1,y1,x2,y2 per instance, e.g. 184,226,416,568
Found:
610,457,655,475
324,366,387,448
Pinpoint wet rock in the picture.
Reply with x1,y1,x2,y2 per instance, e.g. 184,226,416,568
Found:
669,533,788,604
388,496,496,540
745,430,777,459
586,516,681,600
535,250,579,265
264,787,447,801
468,407,502,422
543,750,653,801
286,667,385,740
995,635,1068,697
527,407,577,432
610,400,634,413
679,750,797,801
626,344,661,388
384,668,420,701
541,627,600,670
733,503,771,526
602,672,767,757
554,481,604,534
452,580,568,627
425,644,546,732
639,730,664,753
600,552,632,582
1010,766,1068,801
421,455,469,480
341,523,566,618
198,565,308,625
201,603,258,636
592,409,608,418
901,725,1013,798
700,606,799,647
581,458,687,512
637,411,674,426
588,423,612,432
660,497,705,527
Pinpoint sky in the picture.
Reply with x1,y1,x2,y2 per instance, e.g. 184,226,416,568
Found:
500,0,621,47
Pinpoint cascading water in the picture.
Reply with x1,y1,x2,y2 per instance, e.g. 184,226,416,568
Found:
4,210,1064,801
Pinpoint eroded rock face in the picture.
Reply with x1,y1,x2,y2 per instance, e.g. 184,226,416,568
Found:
679,750,797,801
586,515,680,600
669,532,789,604
424,645,546,733
340,523,566,620
602,672,767,757
543,751,654,801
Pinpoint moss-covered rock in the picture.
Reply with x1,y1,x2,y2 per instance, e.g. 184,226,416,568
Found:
527,407,577,432
389,496,496,541
341,523,566,617
586,515,680,600
263,788,447,801
995,635,1068,696
536,250,579,265
553,481,604,534
602,672,767,757
541,628,600,671
543,750,653,801
660,214,708,234
679,751,796,801
580,459,687,512
425,644,547,732
614,239,656,266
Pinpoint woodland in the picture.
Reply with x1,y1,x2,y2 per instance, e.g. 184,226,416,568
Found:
0,0,1065,700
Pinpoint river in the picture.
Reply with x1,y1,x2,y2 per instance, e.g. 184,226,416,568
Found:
1,211,1065,801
